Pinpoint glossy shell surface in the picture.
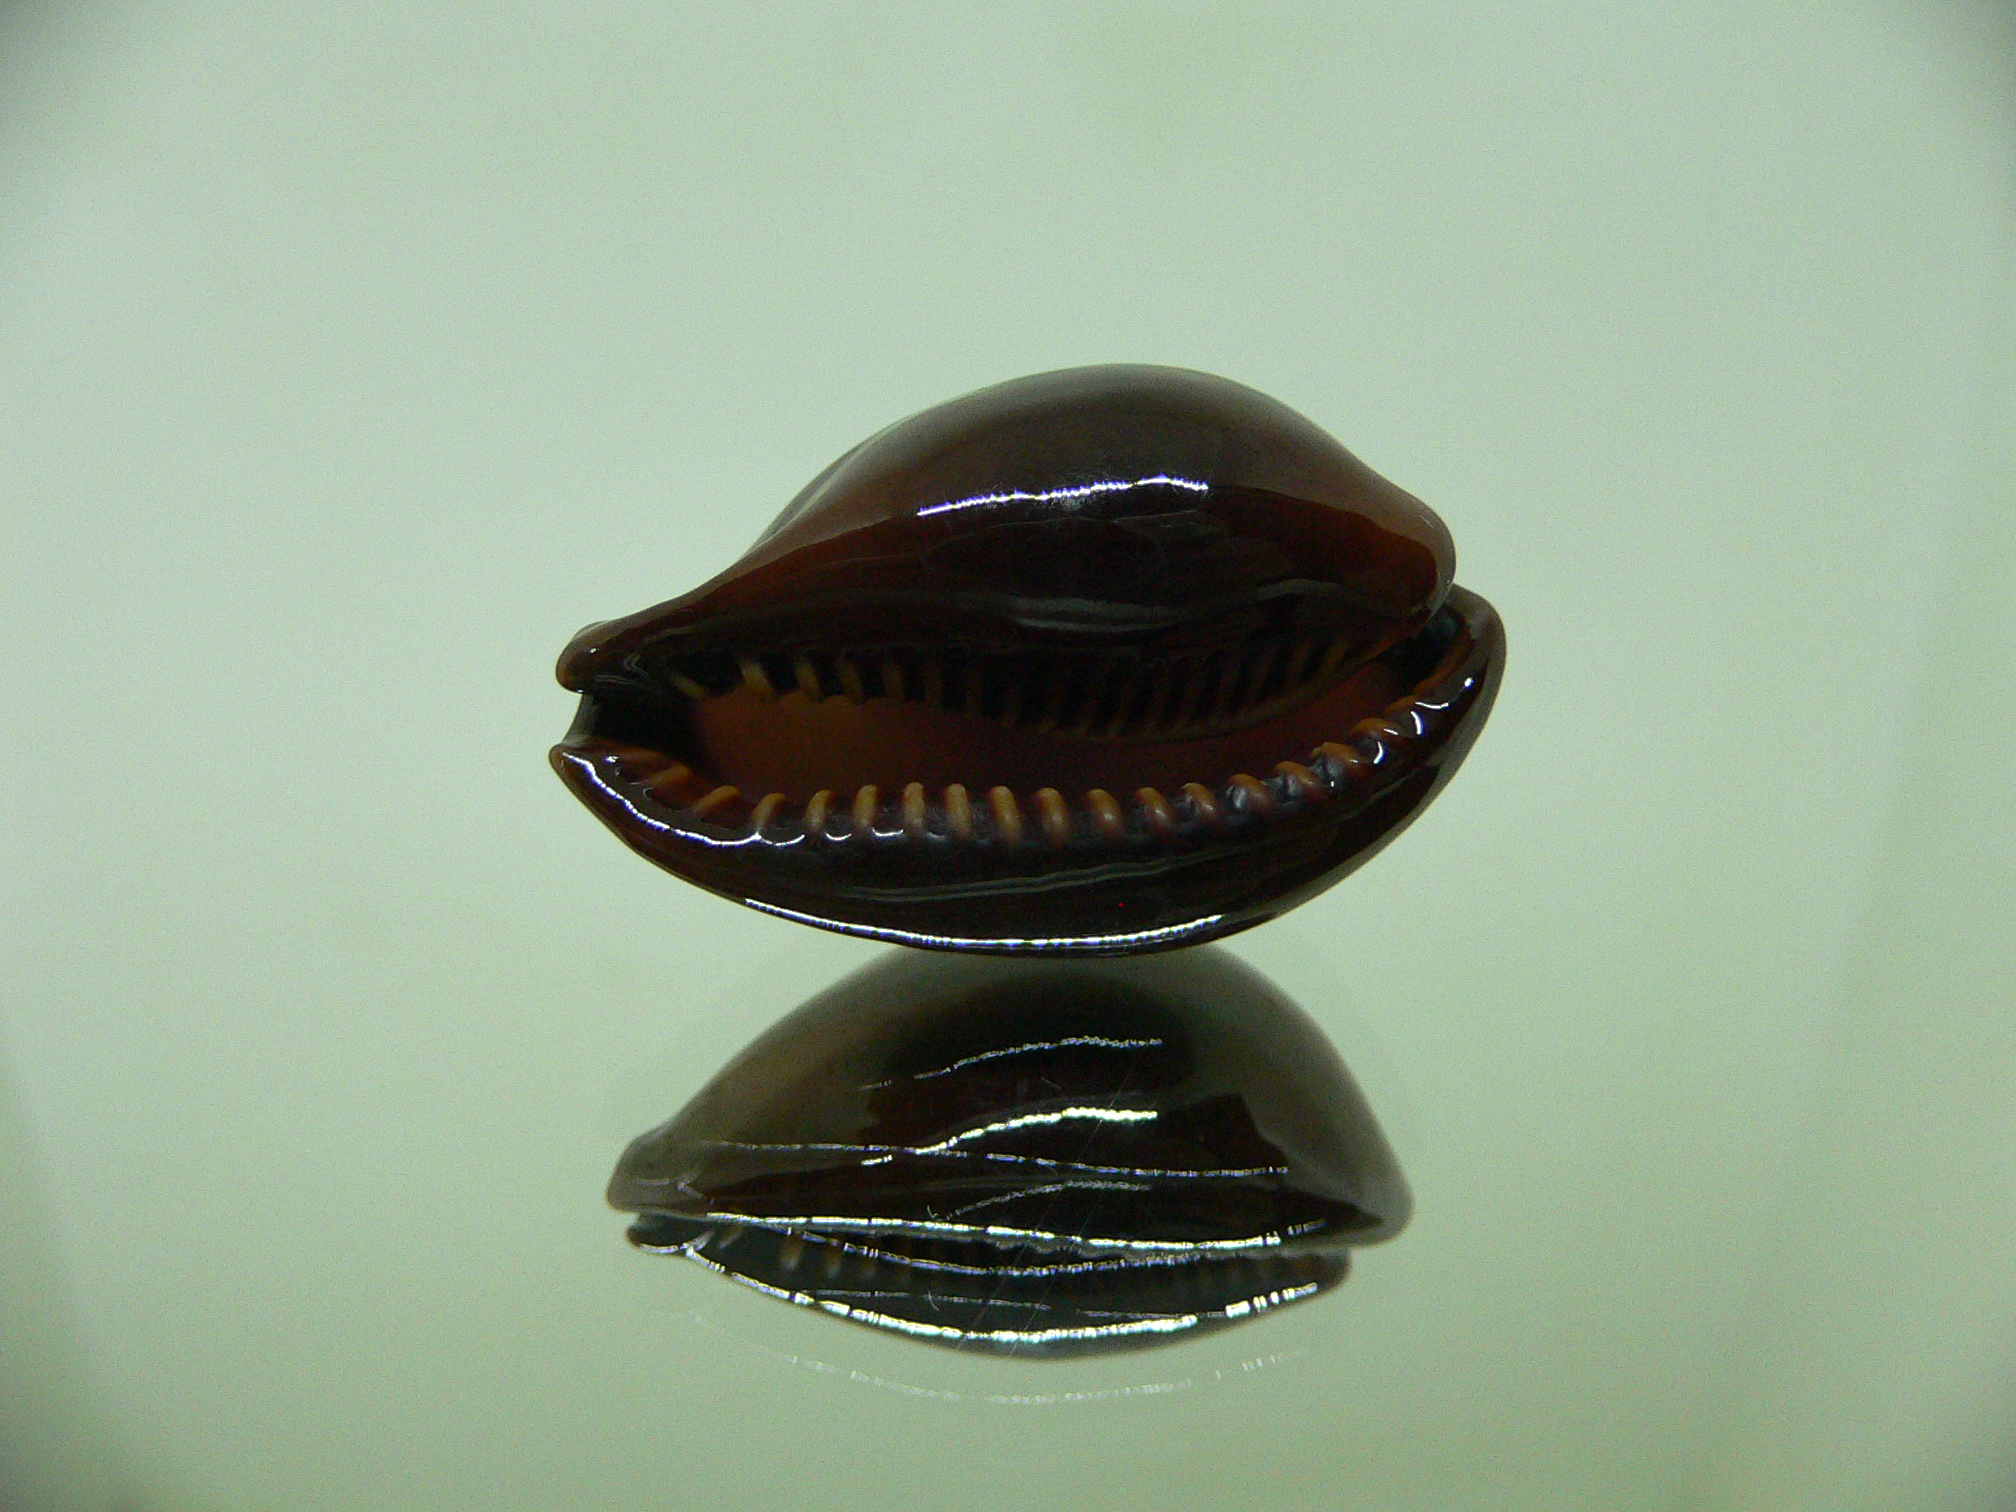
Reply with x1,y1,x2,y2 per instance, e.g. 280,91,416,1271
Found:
554,365,1503,953
609,948,1409,1356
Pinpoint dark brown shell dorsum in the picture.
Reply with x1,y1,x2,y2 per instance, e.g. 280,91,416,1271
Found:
552,365,1503,953
609,948,1410,1356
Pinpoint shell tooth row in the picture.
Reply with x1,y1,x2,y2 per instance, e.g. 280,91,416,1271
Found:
591,665,1458,850
594,679,1448,846
661,632,1357,737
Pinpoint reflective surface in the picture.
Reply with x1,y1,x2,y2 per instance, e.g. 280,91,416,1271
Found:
554,367,1503,952
610,948,1407,1355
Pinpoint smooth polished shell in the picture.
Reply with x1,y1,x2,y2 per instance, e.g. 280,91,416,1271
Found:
554,365,1504,953
609,948,1409,1356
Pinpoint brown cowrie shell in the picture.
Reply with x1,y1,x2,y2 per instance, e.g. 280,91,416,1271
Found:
553,365,1502,952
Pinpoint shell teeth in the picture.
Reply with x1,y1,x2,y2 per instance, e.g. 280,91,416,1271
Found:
641,646,1442,848
1226,773,1274,819
1085,789,1126,840
1349,716,1409,766
676,625,1357,738
1127,664,1169,737
1065,662,1112,736
880,656,907,703
1033,788,1072,848
1182,782,1222,829
1310,741,1370,789
1209,653,1241,721
852,784,881,837
988,786,1024,847
1031,666,1069,733
998,673,1025,728
1133,786,1176,838
690,784,743,820
1093,663,1140,738
659,745,1386,849
1170,658,1211,730
738,655,777,700
805,789,836,839
944,784,975,842
644,761,695,796
1273,761,1325,805
1066,662,1107,736
793,655,824,700
1142,660,1184,735
835,655,867,703
1241,639,1283,710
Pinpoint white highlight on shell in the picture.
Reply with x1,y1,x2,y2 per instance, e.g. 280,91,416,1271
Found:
915,474,1208,518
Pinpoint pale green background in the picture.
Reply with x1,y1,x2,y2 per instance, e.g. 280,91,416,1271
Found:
3,4,2013,1510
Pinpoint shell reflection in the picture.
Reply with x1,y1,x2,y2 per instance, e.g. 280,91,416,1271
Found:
554,365,1503,954
610,948,1408,1356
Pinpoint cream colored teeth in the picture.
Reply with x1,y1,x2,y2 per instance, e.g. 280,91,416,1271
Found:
901,782,928,839
988,787,1023,846
1183,782,1222,829
738,655,776,699
1135,786,1177,838
1085,789,1125,840
1034,788,1071,848
689,784,742,819
805,789,836,838
944,784,974,842
852,785,880,837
